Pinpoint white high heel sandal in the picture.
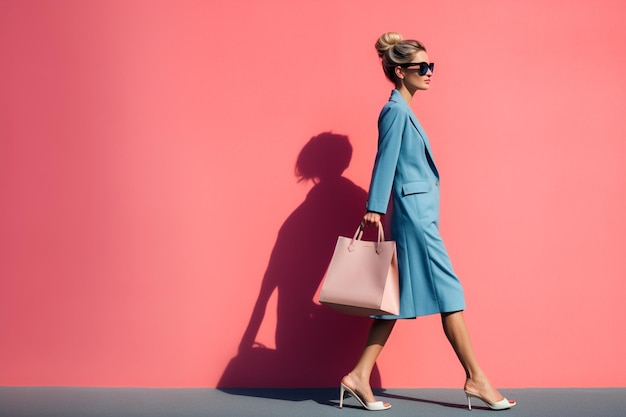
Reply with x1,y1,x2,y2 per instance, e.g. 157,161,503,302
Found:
339,383,391,411
465,391,516,410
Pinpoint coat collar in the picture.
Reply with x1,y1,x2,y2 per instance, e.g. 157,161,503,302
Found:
389,89,426,134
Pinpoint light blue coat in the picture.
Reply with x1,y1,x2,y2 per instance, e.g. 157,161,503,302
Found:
367,90,465,318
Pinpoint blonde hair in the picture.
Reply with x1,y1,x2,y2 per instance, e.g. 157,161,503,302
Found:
375,32,426,83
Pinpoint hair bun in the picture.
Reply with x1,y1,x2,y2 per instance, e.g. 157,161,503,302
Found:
375,32,403,57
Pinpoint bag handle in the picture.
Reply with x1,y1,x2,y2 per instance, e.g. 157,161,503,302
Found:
348,221,386,254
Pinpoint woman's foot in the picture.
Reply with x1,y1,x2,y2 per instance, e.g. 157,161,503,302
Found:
463,376,515,410
341,373,391,409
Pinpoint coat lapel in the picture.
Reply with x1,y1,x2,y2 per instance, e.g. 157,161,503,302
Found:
390,90,440,178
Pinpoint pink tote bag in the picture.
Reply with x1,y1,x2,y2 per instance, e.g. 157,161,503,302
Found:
319,222,399,316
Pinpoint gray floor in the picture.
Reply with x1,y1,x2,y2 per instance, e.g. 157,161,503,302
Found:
0,387,624,417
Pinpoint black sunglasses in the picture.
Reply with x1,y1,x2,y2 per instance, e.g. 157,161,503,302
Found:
398,62,434,76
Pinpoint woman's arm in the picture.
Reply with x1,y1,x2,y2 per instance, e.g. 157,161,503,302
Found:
367,104,405,214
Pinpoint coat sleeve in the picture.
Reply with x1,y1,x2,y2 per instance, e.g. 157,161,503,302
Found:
366,104,405,214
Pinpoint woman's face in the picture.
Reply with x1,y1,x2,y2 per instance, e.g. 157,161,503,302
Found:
398,50,432,91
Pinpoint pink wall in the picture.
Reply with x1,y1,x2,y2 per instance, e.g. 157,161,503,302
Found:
1,0,625,388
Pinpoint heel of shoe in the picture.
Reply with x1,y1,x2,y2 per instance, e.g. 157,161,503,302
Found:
339,384,345,409
466,393,472,411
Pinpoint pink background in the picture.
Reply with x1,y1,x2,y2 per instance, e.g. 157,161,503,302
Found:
1,0,625,388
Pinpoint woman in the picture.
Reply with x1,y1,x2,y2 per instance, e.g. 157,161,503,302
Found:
339,32,516,411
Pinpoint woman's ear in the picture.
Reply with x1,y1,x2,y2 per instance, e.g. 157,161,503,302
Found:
394,66,404,80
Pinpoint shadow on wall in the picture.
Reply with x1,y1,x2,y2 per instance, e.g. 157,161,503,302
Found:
218,132,382,390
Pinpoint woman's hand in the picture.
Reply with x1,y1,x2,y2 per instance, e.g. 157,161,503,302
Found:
362,211,382,226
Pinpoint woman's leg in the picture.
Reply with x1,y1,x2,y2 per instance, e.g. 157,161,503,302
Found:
342,319,396,404
441,311,507,403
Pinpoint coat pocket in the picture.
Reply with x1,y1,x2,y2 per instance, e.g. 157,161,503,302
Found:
402,181,431,196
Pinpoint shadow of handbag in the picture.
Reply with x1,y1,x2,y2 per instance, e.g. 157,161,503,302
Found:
217,342,282,388
318,221,399,316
